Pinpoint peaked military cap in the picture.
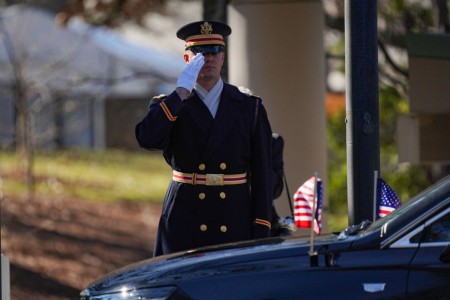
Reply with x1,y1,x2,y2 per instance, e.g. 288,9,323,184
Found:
176,20,232,49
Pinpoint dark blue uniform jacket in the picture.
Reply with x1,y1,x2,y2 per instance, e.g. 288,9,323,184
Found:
135,83,273,256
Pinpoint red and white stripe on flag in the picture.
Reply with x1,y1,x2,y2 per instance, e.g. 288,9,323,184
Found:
293,176,320,233
378,206,395,218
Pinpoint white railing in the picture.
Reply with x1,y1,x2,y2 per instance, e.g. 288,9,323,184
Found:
1,254,10,300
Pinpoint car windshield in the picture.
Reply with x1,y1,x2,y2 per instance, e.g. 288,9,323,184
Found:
363,176,450,235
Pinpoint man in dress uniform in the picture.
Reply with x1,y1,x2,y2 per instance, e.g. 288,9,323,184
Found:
135,20,273,256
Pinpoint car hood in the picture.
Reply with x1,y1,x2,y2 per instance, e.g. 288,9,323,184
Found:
82,233,352,296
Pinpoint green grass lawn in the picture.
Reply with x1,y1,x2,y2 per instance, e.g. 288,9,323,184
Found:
0,149,172,204
0,149,348,231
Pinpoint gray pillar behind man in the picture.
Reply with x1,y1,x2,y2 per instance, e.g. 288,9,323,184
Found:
228,0,327,233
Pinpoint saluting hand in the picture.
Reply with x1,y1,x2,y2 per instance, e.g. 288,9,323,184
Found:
176,53,205,93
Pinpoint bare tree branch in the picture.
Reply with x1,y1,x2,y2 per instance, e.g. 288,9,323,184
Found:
377,39,409,78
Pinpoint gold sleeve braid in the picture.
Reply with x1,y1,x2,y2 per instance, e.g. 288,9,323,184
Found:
255,218,271,229
160,102,177,122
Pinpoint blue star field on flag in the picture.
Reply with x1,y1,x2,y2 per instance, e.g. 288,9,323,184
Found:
377,178,401,219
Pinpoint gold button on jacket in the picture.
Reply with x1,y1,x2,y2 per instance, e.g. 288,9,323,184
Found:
220,225,227,233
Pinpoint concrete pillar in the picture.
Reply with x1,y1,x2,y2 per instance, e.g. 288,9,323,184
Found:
228,0,327,233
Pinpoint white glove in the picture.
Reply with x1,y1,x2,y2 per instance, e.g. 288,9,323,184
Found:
176,53,205,92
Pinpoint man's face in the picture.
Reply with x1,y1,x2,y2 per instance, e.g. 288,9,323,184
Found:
185,46,225,83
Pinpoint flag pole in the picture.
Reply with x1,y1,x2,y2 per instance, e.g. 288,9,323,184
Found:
373,170,378,222
309,172,318,266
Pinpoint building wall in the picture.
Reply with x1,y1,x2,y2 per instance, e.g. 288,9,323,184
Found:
105,98,150,150
398,33,450,164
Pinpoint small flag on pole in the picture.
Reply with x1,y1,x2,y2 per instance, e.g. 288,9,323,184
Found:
293,176,323,234
376,178,401,219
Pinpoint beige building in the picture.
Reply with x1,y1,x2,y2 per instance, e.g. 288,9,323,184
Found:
398,33,450,164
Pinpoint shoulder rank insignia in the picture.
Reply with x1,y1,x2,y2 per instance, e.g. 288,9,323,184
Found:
153,94,168,100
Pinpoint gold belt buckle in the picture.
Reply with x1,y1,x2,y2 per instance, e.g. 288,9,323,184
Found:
206,174,224,186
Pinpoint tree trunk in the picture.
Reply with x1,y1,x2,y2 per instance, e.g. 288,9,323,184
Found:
14,69,35,201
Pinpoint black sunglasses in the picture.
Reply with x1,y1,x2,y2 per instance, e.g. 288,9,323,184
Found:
188,45,224,55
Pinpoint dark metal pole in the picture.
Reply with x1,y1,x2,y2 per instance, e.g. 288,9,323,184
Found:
345,0,380,225
203,0,230,82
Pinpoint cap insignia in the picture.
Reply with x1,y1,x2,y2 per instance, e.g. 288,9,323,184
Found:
200,22,213,35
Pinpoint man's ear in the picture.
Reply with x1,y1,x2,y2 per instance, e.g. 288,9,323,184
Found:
184,54,189,63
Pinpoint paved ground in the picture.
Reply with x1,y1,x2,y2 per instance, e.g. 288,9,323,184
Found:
1,195,162,299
